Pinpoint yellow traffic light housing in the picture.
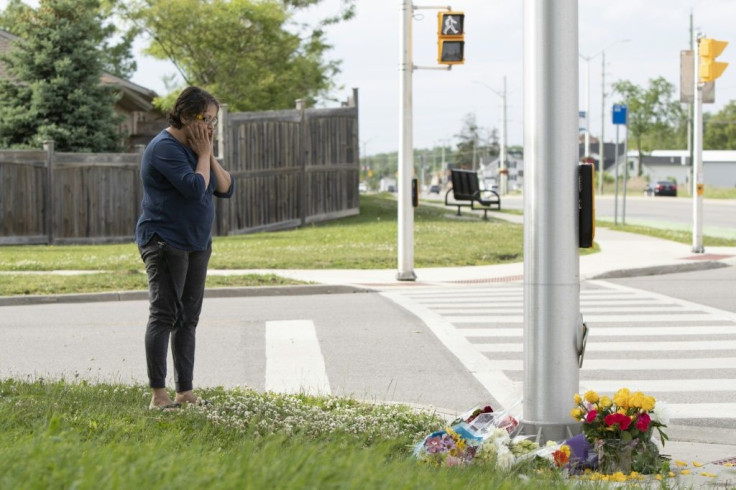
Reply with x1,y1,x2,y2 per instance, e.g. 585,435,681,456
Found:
437,11,464,65
699,38,728,82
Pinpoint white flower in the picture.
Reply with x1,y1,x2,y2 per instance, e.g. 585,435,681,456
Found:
495,444,516,471
652,402,670,426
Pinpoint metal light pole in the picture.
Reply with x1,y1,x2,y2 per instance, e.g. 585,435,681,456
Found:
474,78,509,195
522,0,580,443
580,39,630,192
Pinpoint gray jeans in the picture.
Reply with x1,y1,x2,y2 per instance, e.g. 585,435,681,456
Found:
139,234,211,392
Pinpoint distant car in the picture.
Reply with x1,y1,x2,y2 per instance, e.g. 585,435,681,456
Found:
646,181,677,197
358,182,368,192
428,184,441,194
387,185,397,193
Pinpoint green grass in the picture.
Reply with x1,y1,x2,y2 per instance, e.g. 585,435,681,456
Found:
598,220,736,247
0,194,525,272
0,272,304,296
0,379,575,490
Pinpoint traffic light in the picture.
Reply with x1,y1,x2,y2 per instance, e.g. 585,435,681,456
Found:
699,38,728,83
437,11,464,65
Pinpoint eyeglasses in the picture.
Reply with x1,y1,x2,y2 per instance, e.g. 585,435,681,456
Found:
195,114,218,126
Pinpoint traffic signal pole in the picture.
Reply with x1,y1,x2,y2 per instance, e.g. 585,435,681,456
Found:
397,3,461,281
397,0,416,280
520,0,581,442
692,35,704,253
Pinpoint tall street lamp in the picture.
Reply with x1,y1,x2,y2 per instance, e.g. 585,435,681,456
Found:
473,78,508,195
579,39,630,194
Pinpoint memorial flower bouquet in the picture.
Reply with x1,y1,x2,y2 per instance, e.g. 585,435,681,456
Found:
570,388,668,474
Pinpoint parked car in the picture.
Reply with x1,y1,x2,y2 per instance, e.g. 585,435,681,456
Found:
428,184,441,194
645,181,677,197
358,182,368,192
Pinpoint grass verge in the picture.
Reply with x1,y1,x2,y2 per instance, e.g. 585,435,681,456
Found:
598,221,736,247
0,379,574,489
0,272,305,297
0,194,524,272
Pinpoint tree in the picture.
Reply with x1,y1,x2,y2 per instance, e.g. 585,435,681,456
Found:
704,100,736,149
0,0,123,151
115,0,355,112
612,77,686,175
454,113,498,169
0,0,138,79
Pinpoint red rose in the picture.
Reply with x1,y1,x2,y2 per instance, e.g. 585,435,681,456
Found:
636,413,651,431
604,413,631,430
585,409,597,423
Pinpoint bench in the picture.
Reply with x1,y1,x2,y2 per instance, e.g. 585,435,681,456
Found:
444,168,501,219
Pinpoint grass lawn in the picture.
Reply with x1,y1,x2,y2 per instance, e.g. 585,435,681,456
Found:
0,379,577,489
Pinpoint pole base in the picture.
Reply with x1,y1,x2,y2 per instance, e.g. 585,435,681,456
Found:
517,420,581,445
691,245,705,253
396,270,417,281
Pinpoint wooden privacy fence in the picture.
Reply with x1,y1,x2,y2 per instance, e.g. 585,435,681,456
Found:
0,90,360,245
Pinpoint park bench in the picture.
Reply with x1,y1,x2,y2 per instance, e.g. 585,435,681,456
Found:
444,168,501,219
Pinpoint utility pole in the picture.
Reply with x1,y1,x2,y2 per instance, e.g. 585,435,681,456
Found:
599,52,606,196
521,0,580,443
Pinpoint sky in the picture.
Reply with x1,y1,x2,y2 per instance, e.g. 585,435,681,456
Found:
3,0,736,156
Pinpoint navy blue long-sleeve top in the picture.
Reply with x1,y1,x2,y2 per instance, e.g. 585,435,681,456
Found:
135,130,234,251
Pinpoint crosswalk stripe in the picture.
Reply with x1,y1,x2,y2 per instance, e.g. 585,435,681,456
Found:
434,305,699,314
662,403,736,419
446,313,718,323
265,320,330,395
478,357,736,371
459,326,736,337
474,340,736,353
579,379,736,393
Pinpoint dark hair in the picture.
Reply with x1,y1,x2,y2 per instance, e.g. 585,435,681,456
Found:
167,86,220,129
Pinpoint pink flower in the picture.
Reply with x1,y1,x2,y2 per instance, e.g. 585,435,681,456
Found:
636,412,651,431
585,409,598,423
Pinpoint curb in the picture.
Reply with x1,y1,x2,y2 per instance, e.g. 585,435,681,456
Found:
591,260,730,280
0,284,373,307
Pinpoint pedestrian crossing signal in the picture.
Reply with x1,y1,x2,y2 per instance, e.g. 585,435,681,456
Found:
437,11,464,65
578,163,595,248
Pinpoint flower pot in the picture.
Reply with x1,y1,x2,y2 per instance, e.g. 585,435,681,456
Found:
595,438,633,474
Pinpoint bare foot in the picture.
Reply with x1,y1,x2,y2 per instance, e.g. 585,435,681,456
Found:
149,387,178,409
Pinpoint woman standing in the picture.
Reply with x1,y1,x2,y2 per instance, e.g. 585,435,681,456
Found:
135,86,233,410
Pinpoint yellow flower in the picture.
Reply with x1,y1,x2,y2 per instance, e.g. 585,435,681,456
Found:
613,388,630,408
570,408,583,420
574,393,582,404
681,469,691,475
701,472,717,478
629,391,646,409
599,396,612,409
692,461,703,467
675,460,688,467
642,395,656,412
584,390,599,404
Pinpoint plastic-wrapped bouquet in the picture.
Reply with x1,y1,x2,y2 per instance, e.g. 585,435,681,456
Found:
414,401,534,469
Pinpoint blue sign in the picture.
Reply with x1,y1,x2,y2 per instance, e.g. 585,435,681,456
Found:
612,104,628,125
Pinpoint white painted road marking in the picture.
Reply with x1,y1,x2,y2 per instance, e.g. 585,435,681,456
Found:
264,320,330,395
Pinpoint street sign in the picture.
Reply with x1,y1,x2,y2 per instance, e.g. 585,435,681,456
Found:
612,104,627,125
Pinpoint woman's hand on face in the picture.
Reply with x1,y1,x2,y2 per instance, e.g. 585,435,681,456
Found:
184,121,212,157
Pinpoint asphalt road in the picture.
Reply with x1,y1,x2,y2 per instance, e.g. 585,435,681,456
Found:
494,194,736,238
